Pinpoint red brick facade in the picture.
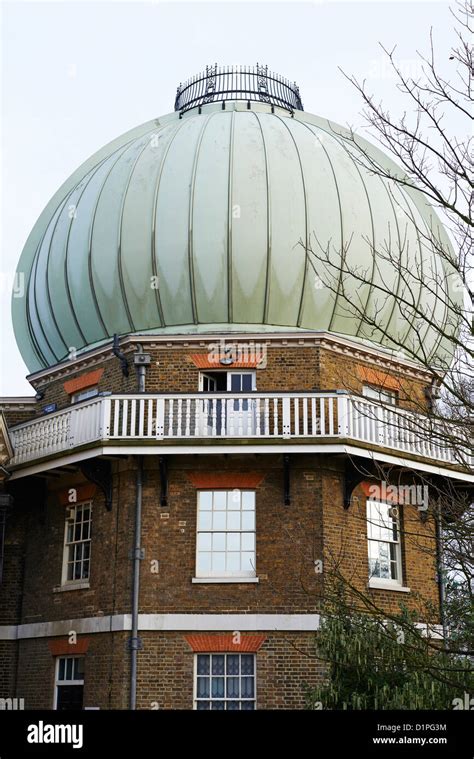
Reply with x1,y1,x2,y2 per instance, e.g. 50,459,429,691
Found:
0,338,443,710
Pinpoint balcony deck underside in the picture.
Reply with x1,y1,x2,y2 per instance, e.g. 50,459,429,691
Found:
7,437,474,482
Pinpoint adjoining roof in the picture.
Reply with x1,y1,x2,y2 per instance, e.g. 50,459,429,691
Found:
12,87,462,373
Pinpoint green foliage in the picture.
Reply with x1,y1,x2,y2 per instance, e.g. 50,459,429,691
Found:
309,604,473,710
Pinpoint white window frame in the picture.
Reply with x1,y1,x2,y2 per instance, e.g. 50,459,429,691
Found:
54,656,85,710
362,384,398,405
226,371,256,392
61,501,92,587
193,653,257,710
367,499,402,586
195,490,256,580
70,387,99,404
198,371,256,392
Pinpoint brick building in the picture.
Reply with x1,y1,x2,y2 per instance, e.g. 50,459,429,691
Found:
0,65,471,710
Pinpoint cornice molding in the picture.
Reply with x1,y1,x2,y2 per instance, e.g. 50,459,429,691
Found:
24,331,434,388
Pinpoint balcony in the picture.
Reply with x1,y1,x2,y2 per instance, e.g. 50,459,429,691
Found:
7,392,471,474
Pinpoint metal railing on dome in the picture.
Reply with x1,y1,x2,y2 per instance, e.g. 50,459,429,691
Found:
174,64,304,114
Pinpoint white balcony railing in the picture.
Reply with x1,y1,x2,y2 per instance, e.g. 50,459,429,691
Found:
8,392,471,468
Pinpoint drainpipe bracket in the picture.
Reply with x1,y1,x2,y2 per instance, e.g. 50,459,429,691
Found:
127,636,143,651
129,547,145,561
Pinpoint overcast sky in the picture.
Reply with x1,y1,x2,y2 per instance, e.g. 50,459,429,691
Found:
0,0,463,395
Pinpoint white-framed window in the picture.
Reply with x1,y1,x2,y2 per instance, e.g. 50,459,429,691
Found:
62,502,92,585
196,490,256,579
54,656,84,710
194,653,256,710
70,387,99,404
198,371,256,392
362,384,398,405
367,500,402,584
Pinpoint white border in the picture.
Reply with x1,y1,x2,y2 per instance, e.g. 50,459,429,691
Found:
0,614,321,640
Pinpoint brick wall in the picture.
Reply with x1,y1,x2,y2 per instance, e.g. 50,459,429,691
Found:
2,341,431,427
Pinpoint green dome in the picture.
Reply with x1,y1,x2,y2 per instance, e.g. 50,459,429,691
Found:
13,99,461,372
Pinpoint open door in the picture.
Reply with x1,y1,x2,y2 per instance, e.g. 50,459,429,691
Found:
226,372,256,435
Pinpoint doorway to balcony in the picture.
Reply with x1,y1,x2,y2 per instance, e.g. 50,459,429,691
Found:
199,371,256,436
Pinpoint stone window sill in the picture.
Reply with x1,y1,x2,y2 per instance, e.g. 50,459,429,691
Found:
53,582,91,593
192,577,259,584
368,579,410,593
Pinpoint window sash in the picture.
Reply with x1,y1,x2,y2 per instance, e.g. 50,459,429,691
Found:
71,387,99,403
54,657,85,710
62,502,92,585
194,654,256,710
362,384,398,405
367,500,402,583
196,490,256,578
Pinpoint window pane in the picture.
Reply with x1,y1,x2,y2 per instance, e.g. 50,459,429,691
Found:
197,553,211,574
74,658,85,679
197,533,211,551
196,701,210,710
389,544,399,579
58,659,65,681
211,656,225,675
214,492,226,510
66,658,73,681
56,684,84,711
198,511,212,530
230,375,241,392
197,655,210,675
241,511,255,531
241,552,255,572
227,511,240,530
227,677,240,698
212,512,226,531
227,701,240,710
241,492,254,510
211,678,225,698
369,557,380,578
241,701,255,710
241,677,254,698
211,701,225,710
227,533,240,551
226,553,240,571
211,552,225,572
200,492,212,510
241,374,253,391
241,655,254,675
212,533,226,552
197,677,209,697
241,533,255,551
229,489,241,508
227,655,239,675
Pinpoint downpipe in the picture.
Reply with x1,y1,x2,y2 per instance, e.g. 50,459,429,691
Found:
435,501,448,642
130,455,144,710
